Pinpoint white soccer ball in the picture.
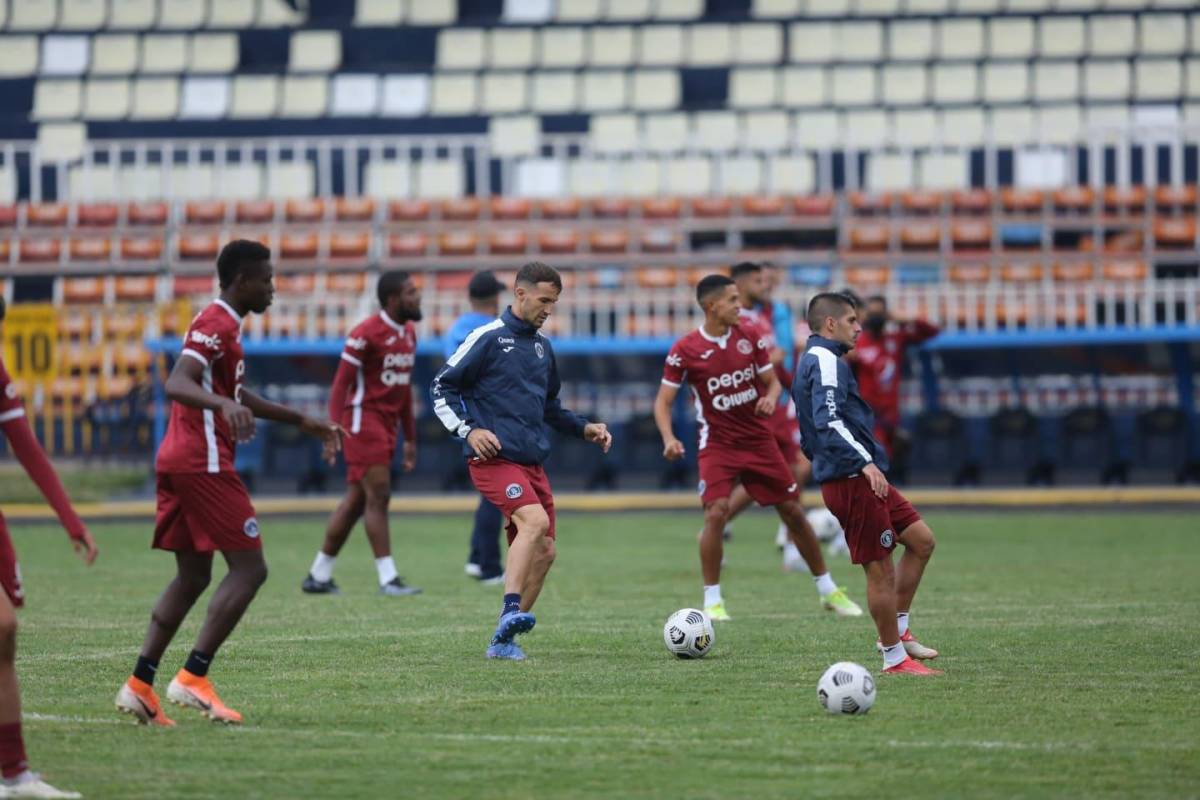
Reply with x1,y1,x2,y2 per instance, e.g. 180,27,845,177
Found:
663,608,715,659
806,508,844,544
817,661,876,715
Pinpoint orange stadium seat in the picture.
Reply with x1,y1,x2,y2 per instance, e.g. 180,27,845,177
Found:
114,275,157,302
589,229,629,253
537,229,579,254
1153,218,1196,248
488,229,528,255
328,231,370,259
435,272,472,291
793,195,835,216
742,195,786,216
641,198,681,219
951,189,992,215
490,197,531,220
847,224,890,252
26,203,68,226
285,198,326,223
1052,262,1095,282
279,232,319,260
336,196,375,222
1103,259,1147,281
590,198,631,218
538,197,582,219
69,237,111,262
106,308,145,339
1001,189,1043,215
121,236,164,261
1000,261,1044,283
901,191,943,215
185,200,226,225
275,272,317,294
178,232,220,260
848,192,890,215
844,265,890,287
0,240,10,262
62,276,105,304
173,274,217,297
1053,187,1094,214
948,264,991,284
230,230,272,249
388,232,429,257
388,199,431,222
1103,186,1146,215
1154,185,1197,212
441,197,481,221
56,308,90,338
77,202,119,227
326,273,367,294
0,205,17,227
640,228,677,253
114,342,151,373
900,222,941,251
951,220,991,251
636,266,678,288
127,201,168,226
437,231,478,256
19,238,61,262
236,200,275,224
690,197,732,218
59,342,102,374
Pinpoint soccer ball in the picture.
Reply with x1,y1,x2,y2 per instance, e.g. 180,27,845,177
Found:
806,508,843,544
663,608,715,659
817,662,876,715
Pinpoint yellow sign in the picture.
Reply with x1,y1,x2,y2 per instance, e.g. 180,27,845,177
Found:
2,304,57,384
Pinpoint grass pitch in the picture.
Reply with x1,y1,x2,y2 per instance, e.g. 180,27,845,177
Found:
11,508,1200,799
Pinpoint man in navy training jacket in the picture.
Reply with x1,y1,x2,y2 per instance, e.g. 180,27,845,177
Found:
794,293,942,677
431,262,612,661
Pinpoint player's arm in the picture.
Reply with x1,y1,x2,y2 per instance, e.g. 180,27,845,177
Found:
399,390,417,472
542,347,610,452
327,357,355,422
752,334,779,416
238,388,344,464
166,353,256,442
0,415,97,564
653,380,685,461
808,356,887,497
431,331,499,459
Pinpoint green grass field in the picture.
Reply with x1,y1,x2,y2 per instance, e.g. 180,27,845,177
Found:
10,509,1200,799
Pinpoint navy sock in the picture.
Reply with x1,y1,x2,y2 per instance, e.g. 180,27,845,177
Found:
133,656,158,686
183,649,213,678
502,593,521,617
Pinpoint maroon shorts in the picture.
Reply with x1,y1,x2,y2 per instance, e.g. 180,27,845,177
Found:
772,417,802,466
468,458,556,546
820,475,922,565
698,439,800,507
154,472,261,553
0,513,24,608
342,410,397,483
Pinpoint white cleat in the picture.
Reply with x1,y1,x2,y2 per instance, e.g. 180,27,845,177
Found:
877,632,940,660
1,772,82,799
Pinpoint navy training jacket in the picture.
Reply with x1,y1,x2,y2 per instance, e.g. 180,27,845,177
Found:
430,307,589,466
792,334,890,483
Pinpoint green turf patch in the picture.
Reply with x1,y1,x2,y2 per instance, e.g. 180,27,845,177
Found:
10,510,1199,799
0,464,145,504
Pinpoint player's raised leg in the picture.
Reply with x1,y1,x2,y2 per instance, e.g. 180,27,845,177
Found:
303,482,364,594
774,499,862,617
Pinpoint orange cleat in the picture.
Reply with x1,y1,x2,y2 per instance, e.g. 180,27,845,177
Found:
883,656,944,676
166,670,243,724
877,630,940,660
114,676,176,726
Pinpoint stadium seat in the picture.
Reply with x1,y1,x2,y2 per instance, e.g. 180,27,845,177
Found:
335,197,376,223
948,263,991,284
607,0,652,20
734,24,782,64
407,0,454,24
538,197,582,219
845,110,887,148
33,79,82,120
190,34,238,74
630,70,679,111
158,0,206,28
1153,219,1196,249
768,156,815,193
890,20,934,61
589,229,630,254
1135,60,1182,101
127,202,167,227
1140,13,1187,55
539,27,585,69
989,18,1035,58
893,109,936,147
882,65,927,106
838,22,883,61
685,24,732,67
794,110,839,147
431,74,477,115
438,231,479,256
900,222,941,251
388,232,429,257
831,66,877,106
537,229,580,254
1052,261,1095,282
129,77,179,120
437,29,485,70
655,0,702,19
951,220,992,250
869,154,914,191
257,0,305,26
441,197,482,221
1053,186,1095,214
69,237,111,262
1000,262,1044,284
531,72,577,113
780,67,826,107
938,19,984,60
290,31,341,73
639,197,680,219
488,230,528,256
120,236,164,261
482,75,529,115
326,272,367,294
793,195,835,216
1089,15,1136,57
932,64,978,105
59,0,106,30
844,265,891,287
1103,186,1147,215
638,25,685,66
490,197,532,220
847,224,890,252
690,197,732,218
1001,188,1044,215
557,0,602,20
415,160,465,199
285,198,326,224
61,276,105,303
587,26,634,68
41,35,89,77
8,0,56,30
1039,16,1085,58
114,275,157,302
76,203,118,227
1154,185,1198,212
236,200,275,225
1102,259,1147,281
388,199,431,223
1084,61,1131,101
279,76,328,117
173,274,217,298
328,231,370,260
789,23,834,64
185,201,226,226
27,203,69,227
280,232,319,260
178,232,221,260
354,0,405,24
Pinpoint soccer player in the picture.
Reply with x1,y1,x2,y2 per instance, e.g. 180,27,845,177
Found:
654,275,860,622
848,295,940,479
795,293,941,676
431,262,612,660
443,271,505,585
302,270,423,597
0,296,98,798
115,240,343,725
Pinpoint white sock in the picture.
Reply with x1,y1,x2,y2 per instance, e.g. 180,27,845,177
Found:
897,612,910,637
882,641,907,668
703,584,723,608
813,572,837,596
310,552,336,583
375,556,398,586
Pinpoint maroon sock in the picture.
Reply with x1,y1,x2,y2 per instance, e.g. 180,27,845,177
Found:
0,722,28,779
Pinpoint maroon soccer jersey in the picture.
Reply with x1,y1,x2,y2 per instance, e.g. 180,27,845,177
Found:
336,311,416,435
0,358,24,424
156,300,246,474
661,324,775,450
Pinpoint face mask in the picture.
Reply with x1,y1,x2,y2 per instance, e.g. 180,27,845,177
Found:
864,314,886,335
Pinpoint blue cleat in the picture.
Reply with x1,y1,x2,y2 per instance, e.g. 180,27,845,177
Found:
485,641,526,661
491,611,536,645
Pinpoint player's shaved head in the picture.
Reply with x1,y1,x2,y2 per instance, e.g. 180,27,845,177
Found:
696,274,735,306
729,261,763,280
216,239,271,289
376,270,411,307
515,261,563,292
807,292,854,332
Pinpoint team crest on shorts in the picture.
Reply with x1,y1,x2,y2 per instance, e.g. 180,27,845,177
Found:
534,342,545,359
505,483,524,499
880,529,894,548
243,517,260,539
736,339,753,355
697,480,707,495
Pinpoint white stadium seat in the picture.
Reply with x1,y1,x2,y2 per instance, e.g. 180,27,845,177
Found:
794,110,840,148
1187,60,1200,99
480,72,528,114
1139,14,1186,55
257,0,305,26
356,0,406,25
693,111,740,150
857,0,901,14
267,163,315,198
939,107,985,147
957,0,1000,10
489,116,540,157
59,0,106,30
141,35,188,74
540,28,586,69
831,66,877,106
655,0,702,20
741,110,790,150
989,106,1035,146
490,28,537,69
988,18,1035,59
567,159,613,196
229,76,280,118
766,155,815,193
1006,0,1053,9
580,71,628,112
1084,60,1131,101
718,155,764,195
606,0,652,20
408,0,454,24
438,29,486,70
881,64,927,105
1036,105,1083,145
330,74,380,116
131,77,180,120
1033,62,1079,103
891,109,937,147
869,154,914,192
190,34,239,74
40,36,89,77
932,63,978,104
208,0,257,28
66,165,119,202
33,79,82,120
588,26,635,68
789,23,835,64
290,31,342,72
557,0,602,21
1085,104,1130,131
729,68,778,108
0,36,39,77
83,78,131,119
751,0,800,16
638,25,685,67
642,113,688,153
1089,15,1135,57
889,21,934,61
619,158,662,197
630,70,679,111
781,67,827,107
843,109,887,148
380,75,429,116
905,0,950,12
415,160,465,199
665,156,713,195
686,25,733,67
1134,60,1182,101
179,76,230,119
118,166,167,200
589,113,639,153
160,0,208,29
1039,17,1085,58
431,74,478,115
8,0,57,30
918,153,968,189
366,161,412,198
806,0,853,13
983,62,1028,104
837,22,883,62
109,0,157,30
938,19,984,60
90,35,137,75
734,24,782,65
531,72,578,113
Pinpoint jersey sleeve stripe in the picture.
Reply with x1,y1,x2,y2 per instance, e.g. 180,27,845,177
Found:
0,408,25,422
180,348,209,366
340,352,363,367
661,379,681,387
445,319,504,368
433,397,471,438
